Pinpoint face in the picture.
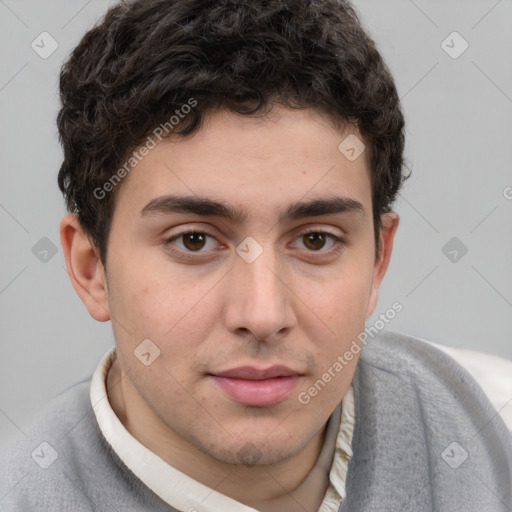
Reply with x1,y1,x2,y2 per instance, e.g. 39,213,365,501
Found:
87,106,395,466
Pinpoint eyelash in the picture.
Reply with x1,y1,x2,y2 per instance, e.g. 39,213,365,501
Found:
163,228,346,261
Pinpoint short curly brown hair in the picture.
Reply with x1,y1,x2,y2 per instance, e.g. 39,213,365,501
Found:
57,0,406,266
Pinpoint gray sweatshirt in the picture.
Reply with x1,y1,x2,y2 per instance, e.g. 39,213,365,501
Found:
1,332,511,511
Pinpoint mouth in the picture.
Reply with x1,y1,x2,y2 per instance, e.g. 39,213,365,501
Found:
208,365,303,407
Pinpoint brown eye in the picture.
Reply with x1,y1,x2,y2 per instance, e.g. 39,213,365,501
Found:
165,231,218,254
293,230,344,255
302,232,328,251
182,232,207,251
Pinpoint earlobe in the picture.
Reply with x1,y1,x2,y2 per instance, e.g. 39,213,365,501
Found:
366,212,399,319
60,213,110,322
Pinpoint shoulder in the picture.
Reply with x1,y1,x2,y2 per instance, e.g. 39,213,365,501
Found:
426,340,512,431
346,331,512,509
0,379,97,510
0,372,173,511
360,331,512,432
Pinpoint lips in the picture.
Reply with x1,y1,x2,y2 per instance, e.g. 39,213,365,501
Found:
209,365,303,407
214,365,300,380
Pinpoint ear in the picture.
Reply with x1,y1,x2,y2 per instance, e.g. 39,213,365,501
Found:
366,212,399,319
60,213,110,322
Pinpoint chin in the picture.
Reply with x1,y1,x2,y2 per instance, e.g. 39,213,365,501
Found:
199,434,309,466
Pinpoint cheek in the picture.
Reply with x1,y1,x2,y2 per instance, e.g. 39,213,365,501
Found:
308,263,373,332
106,252,189,333
301,259,373,384
106,257,221,373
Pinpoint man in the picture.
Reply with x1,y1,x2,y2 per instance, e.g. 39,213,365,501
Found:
1,0,511,510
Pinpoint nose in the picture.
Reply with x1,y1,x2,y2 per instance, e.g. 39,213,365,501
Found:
223,244,296,342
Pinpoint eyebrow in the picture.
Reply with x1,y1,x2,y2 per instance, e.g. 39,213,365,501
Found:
140,194,365,223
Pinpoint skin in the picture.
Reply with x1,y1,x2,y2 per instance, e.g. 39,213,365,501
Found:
60,105,398,511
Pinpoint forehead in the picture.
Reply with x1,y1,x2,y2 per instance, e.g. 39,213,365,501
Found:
113,106,372,222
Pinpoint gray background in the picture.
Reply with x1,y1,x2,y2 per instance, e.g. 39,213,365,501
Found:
1,0,511,450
